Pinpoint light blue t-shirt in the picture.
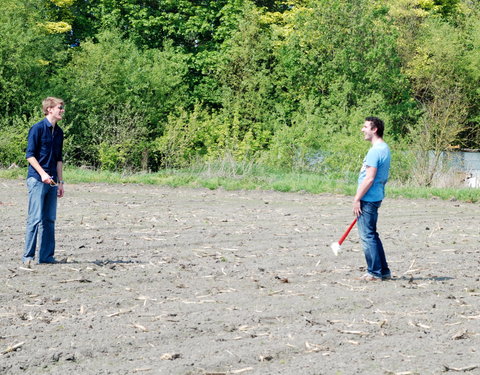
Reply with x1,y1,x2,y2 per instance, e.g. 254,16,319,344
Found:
357,142,391,202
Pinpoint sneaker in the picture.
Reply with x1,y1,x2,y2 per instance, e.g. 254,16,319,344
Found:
23,259,33,268
382,273,392,280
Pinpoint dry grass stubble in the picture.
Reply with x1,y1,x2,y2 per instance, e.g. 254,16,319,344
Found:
1,180,479,374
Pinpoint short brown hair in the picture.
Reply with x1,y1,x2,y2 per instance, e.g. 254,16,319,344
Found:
42,97,64,115
365,116,384,137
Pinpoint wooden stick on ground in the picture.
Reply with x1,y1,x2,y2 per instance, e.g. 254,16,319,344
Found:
442,364,478,372
2,342,25,355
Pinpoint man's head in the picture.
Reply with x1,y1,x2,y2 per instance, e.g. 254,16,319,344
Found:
42,97,64,116
363,116,384,139
43,97,65,125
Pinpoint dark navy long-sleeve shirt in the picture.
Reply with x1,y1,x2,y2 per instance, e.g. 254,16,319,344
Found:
26,118,64,181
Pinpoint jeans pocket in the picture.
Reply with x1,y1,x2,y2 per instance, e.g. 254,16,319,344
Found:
26,177,40,193
361,200,381,214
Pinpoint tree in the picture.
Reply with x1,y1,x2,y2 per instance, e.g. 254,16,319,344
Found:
156,2,276,166
0,0,72,167
53,30,188,170
215,1,275,158
0,0,65,117
267,0,416,169
401,9,480,184
409,86,468,186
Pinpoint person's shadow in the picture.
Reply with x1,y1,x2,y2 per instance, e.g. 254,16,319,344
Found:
393,275,454,282
61,259,146,266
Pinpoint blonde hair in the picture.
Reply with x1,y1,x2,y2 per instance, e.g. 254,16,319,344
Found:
42,97,64,115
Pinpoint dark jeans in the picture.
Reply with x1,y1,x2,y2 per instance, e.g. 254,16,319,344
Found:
357,200,390,278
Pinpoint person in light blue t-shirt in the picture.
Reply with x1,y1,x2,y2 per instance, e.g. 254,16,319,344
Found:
353,117,391,281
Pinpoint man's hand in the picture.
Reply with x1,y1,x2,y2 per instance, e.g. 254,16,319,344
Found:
353,165,376,217
353,199,362,217
57,183,64,198
41,173,54,185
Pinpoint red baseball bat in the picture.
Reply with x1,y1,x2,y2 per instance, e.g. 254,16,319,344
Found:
337,218,357,245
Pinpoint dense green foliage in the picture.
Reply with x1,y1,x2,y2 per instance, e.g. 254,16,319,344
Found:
0,0,479,185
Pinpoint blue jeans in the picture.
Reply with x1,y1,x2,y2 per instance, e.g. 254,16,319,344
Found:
23,177,57,263
357,200,390,279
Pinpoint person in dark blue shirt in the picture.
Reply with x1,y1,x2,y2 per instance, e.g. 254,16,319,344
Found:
23,97,65,266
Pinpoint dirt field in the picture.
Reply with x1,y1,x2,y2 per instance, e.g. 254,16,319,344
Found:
1,179,479,375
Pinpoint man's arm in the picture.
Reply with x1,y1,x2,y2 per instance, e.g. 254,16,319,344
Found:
27,156,54,184
26,122,54,185
57,161,64,198
353,166,377,217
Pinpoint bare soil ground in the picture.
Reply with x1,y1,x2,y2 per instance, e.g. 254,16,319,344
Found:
1,179,479,375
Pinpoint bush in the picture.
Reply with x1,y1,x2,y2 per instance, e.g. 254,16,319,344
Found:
0,115,34,167
52,30,188,169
